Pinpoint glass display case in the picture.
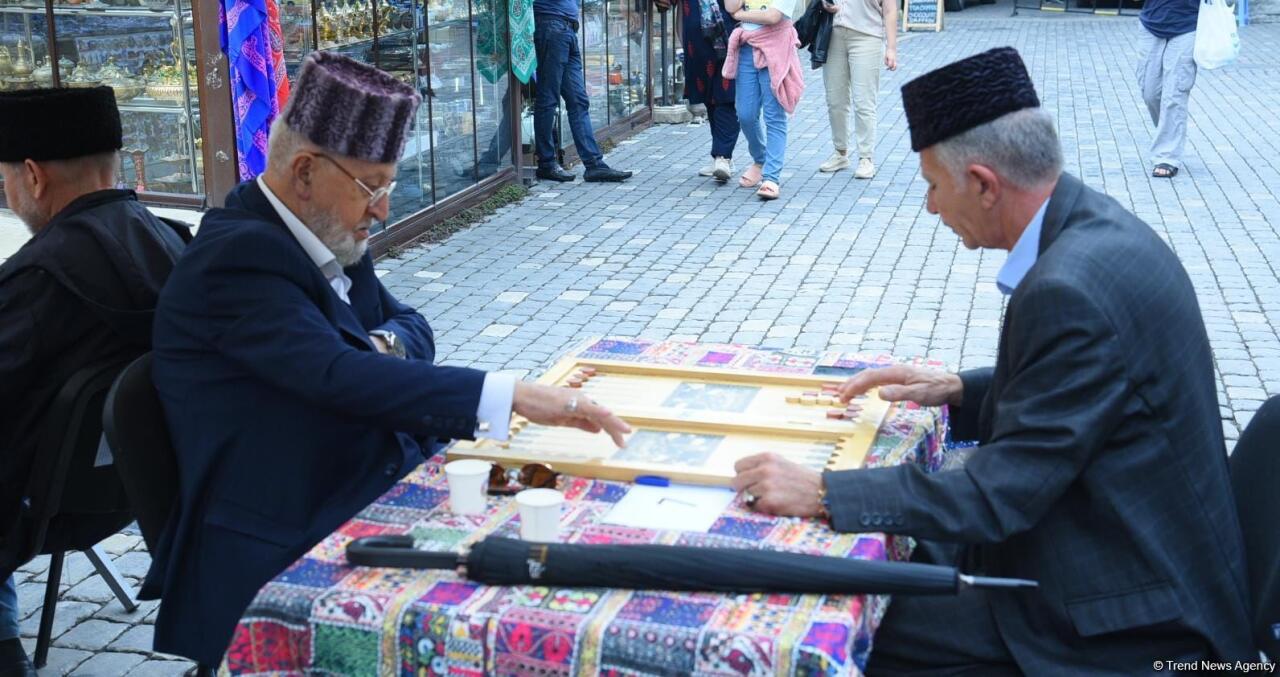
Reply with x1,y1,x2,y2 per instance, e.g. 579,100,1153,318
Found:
0,0,204,198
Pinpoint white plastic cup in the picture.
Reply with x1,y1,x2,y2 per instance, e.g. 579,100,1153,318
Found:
444,459,491,515
515,488,564,542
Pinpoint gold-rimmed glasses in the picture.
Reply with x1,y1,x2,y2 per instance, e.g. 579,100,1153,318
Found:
312,152,397,208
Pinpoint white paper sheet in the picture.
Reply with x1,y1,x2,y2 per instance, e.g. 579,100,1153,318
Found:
601,484,737,533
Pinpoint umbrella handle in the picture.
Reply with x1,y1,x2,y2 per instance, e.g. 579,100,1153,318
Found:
346,536,464,570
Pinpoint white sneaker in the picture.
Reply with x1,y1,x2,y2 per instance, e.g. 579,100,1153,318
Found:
819,151,850,173
712,156,734,182
854,158,876,179
698,161,716,177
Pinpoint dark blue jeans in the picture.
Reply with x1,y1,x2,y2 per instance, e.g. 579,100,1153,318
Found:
534,14,604,169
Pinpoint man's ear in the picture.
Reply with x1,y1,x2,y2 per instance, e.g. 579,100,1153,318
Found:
23,159,49,200
291,153,315,199
967,163,1001,209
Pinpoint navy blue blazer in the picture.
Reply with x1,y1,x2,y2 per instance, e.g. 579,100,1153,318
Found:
825,174,1255,671
142,181,487,665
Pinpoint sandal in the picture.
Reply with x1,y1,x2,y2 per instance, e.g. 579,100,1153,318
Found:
739,163,763,188
1152,163,1178,178
756,180,780,200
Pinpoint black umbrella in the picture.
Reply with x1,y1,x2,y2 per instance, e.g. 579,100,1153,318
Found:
347,535,1036,595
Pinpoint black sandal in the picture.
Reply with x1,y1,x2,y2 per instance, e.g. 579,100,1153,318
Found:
1152,163,1178,178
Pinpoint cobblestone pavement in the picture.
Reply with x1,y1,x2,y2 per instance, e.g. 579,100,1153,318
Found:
11,4,1280,672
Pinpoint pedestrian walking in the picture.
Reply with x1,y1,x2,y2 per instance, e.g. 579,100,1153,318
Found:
724,0,806,200
655,0,741,183
817,0,897,178
1136,0,1198,178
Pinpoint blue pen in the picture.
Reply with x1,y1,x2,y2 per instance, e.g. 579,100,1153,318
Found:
634,475,670,487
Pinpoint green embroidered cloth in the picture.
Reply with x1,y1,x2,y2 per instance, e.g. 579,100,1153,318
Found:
509,0,537,83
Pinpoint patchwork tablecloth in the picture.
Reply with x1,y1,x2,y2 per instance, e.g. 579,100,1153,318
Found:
224,339,950,676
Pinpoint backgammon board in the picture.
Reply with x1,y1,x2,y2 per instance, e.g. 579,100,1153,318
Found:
448,347,892,486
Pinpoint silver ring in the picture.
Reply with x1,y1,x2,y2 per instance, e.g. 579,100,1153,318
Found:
566,397,579,414
744,492,758,508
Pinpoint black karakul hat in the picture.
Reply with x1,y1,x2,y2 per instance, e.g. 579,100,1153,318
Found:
901,47,1040,152
0,86,122,162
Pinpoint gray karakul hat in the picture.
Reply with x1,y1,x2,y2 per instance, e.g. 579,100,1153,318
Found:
901,46,1040,152
282,51,421,164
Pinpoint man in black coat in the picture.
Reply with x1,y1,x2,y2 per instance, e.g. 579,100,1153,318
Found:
732,48,1254,673
0,87,186,677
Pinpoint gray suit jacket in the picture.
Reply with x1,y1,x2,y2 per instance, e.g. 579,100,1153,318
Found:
826,173,1255,672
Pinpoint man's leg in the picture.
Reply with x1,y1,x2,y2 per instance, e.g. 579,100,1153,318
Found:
849,31,882,162
533,17,569,168
1152,31,1197,170
823,26,853,156
0,573,33,675
559,28,605,169
865,543,1019,676
1136,29,1165,127
706,100,739,160
0,574,17,641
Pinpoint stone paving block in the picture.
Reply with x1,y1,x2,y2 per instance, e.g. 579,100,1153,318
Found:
19,600,98,640
56,619,130,651
35,647,93,676
125,659,195,677
67,650,146,676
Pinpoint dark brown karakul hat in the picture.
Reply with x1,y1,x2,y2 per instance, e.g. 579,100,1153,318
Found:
0,86,122,162
901,46,1040,152
281,51,422,164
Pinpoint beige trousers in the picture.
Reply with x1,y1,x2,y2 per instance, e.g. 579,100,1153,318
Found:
823,26,883,160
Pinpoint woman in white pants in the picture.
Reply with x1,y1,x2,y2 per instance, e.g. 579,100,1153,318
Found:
818,0,897,178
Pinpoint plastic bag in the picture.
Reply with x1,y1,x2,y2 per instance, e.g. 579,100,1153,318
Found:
1194,0,1240,70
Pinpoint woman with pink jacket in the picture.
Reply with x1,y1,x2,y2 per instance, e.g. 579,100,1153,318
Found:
723,0,805,199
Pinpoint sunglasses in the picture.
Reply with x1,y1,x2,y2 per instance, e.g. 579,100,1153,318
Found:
488,463,559,495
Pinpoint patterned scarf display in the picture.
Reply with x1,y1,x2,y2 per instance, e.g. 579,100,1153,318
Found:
509,0,537,83
476,0,510,84
221,0,290,180
698,0,728,62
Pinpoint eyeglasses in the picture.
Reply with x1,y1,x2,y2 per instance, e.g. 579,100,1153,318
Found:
488,463,560,495
312,152,397,208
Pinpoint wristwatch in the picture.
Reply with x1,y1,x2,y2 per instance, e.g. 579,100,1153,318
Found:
369,330,406,359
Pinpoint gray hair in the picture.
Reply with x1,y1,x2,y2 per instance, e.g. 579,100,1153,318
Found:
932,107,1063,190
266,117,316,173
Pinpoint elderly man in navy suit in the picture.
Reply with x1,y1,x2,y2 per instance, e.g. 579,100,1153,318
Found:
733,48,1255,673
142,51,630,667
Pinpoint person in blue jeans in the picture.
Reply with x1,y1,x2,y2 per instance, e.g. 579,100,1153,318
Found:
726,0,800,200
1,573,34,676
532,0,633,183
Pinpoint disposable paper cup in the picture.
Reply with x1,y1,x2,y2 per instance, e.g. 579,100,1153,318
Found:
516,488,564,542
444,459,491,515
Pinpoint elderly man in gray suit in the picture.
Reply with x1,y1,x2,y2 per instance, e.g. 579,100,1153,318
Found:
732,47,1255,674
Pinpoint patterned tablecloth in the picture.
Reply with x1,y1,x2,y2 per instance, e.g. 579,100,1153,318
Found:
223,339,950,676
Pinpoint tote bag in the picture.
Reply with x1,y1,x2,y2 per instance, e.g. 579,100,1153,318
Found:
1194,0,1240,70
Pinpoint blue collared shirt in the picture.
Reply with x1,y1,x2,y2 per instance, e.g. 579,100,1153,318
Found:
996,199,1050,295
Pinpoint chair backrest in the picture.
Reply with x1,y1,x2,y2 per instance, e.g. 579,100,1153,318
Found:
0,360,133,576
103,353,179,553
1229,396,1280,659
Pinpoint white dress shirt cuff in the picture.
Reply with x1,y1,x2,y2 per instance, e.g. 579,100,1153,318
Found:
475,372,516,441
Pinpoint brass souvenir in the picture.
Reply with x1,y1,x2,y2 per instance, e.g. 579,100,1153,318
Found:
99,58,144,101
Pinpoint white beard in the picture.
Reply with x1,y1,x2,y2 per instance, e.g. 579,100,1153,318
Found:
304,207,369,267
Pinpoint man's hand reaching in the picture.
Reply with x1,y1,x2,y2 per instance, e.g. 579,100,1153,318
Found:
513,381,632,447
838,364,963,407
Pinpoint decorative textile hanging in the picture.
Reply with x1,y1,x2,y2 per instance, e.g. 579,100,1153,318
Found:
475,0,510,85
509,0,537,83
221,0,290,181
